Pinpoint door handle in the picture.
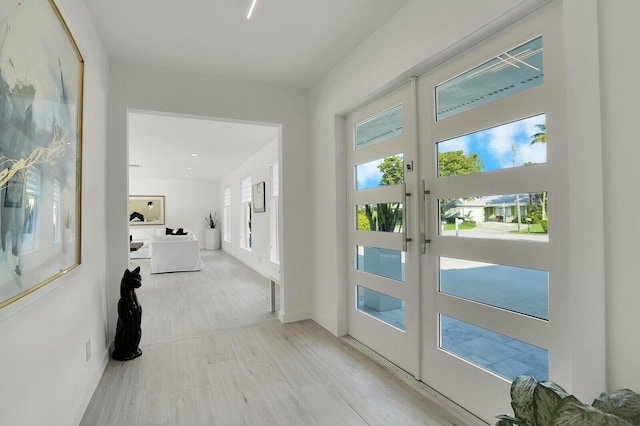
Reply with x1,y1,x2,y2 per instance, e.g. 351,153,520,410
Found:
403,183,412,252
421,180,431,254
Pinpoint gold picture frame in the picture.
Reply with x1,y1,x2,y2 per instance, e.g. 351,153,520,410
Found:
0,0,84,309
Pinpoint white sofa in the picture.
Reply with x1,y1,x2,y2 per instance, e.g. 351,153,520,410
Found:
149,231,202,274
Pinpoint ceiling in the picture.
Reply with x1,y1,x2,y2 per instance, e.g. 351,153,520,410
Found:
85,0,408,181
85,0,408,89
128,112,279,181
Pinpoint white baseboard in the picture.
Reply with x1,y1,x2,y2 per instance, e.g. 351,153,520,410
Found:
278,309,311,323
72,347,110,426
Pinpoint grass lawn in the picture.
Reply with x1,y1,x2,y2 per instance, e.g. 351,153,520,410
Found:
443,222,476,231
511,223,547,234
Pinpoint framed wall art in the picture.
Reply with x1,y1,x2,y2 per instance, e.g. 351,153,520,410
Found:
252,181,265,213
128,195,165,225
0,0,84,309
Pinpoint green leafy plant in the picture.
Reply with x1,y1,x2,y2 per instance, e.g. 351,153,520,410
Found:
497,375,640,426
205,212,217,229
540,219,548,233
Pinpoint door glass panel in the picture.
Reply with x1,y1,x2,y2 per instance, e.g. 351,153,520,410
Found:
355,105,403,149
357,285,405,331
356,154,404,190
440,257,548,320
440,315,548,381
357,246,405,282
357,203,403,232
436,36,543,120
437,114,546,177
439,192,548,242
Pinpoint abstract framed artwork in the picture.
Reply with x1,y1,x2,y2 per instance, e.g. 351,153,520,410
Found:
128,195,165,225
0,0,84,309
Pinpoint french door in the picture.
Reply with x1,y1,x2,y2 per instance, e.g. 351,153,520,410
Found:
346,3,566,422
346,82,420,375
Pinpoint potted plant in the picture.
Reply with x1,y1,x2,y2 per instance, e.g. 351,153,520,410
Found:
496,375,640,425
204,212,219,250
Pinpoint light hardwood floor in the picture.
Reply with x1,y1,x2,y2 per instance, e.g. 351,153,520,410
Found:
81,250,458,425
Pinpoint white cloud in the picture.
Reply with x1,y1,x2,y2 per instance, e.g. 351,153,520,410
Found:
518,140,547,165
486,114,547,168
356,159,383,189
438,134,470,153
487,124,517,169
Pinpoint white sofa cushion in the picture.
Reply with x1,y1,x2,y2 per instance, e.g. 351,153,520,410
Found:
152,234,193,242
150,234,201,274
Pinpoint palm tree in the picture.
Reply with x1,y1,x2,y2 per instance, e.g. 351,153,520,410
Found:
530,123,546,145
530,123,547,220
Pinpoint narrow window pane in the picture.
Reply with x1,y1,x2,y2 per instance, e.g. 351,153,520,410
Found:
357,286,405,331
356,154,404,191
355,105,403,149
440,315,548,382
436,36,543,120
437,114,546,177
439,192,548,242
440,257,548,320
356,203,403,233
357,246,405,282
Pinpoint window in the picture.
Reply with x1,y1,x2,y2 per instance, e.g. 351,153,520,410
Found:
355,104,403,149
440,314,548,381
240,176,252,250
270,161,279,264
356,246,405,282
437,114,547,176
357,285,405,331
223,187,231,242
440,257,548,320
356,154,404,191
436,36,543,120
431,34,552,384
439,191,549,242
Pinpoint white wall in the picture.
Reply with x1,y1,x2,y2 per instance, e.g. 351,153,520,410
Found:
0,1,110,425
599,0,640,392
129,178,219,244
107,62,311,340
220,139,280,280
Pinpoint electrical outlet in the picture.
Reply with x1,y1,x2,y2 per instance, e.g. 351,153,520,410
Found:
85,339,92,362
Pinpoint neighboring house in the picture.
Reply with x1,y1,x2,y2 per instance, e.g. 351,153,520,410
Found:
443,194,533,223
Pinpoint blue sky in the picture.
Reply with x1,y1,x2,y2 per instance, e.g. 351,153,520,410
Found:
438,113,547,173
356,154,403,191
356,114,547,190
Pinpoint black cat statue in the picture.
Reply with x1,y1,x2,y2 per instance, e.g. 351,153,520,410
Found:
112,266,143,361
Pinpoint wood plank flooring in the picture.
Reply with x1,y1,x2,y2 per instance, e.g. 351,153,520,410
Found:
81,250,457,425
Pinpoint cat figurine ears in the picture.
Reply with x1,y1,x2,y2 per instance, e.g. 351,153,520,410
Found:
126,266,141,274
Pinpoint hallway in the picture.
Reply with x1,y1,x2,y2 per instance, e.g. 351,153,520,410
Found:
81,251,458,425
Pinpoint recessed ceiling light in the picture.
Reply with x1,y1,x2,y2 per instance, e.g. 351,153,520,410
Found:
190,153,199,157
187,166,193,170
247,0,258,19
